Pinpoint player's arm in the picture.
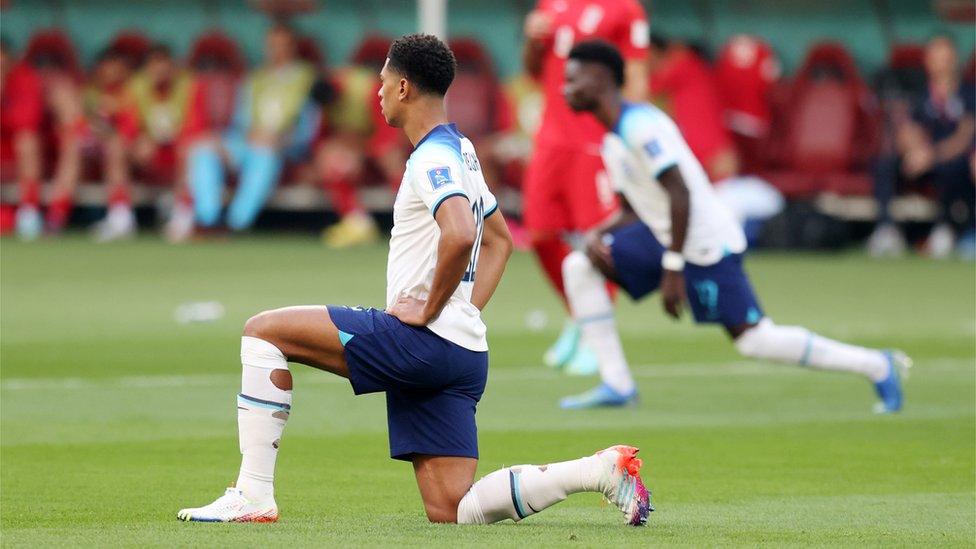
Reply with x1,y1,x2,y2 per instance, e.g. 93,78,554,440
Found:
522,9,552,78
658,166,690,319
934,115,975,164
616,1,650,102
622,60,648,102
390,196,476,326
471,210,514,310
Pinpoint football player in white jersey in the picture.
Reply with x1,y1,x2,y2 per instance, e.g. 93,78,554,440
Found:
177,34,651,527
557,40,910,411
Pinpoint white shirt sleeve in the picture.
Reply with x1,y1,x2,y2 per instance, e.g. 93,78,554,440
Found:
409,148,469,216
622,110,680,178
481,179,499,218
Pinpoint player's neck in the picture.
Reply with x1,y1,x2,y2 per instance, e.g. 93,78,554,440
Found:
594,94,624,132
402,100,450,147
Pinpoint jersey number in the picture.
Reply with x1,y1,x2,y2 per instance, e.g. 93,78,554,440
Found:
462,197,486,282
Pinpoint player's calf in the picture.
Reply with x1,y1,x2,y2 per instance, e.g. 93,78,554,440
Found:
456,445,652,526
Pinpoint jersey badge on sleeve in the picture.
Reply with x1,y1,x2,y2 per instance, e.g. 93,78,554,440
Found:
643,139,663,158
427,166,454,190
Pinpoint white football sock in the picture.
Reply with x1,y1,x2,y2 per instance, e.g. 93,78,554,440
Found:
457,455,602,524
562,251,635,394
735,318,888,381
236,336,291,501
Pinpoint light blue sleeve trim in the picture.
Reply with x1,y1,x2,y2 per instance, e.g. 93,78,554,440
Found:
483,202,499,218
430,190,468,217
653,162,678,180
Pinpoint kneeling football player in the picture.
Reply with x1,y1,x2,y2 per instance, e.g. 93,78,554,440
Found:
178,34,652,526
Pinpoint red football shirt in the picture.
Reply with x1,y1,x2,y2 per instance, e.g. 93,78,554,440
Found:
650,48,732,166
0,62,44,162
533,0,648,150
1,62,44,134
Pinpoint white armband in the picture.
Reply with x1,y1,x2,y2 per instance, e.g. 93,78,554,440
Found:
661,250,685,272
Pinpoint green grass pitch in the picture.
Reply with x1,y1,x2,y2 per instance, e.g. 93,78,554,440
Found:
2,236,974,546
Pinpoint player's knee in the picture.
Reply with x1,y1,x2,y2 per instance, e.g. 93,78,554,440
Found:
243,310,277,340
423,502,459,524
561,250,590,278
733,319,771,359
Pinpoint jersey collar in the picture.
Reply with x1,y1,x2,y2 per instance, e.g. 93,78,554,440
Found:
414,123,460,149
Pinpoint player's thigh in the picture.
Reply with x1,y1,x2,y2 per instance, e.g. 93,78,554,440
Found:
243,305,348,377
567,152,618,231
522,146,572,234
608,221,665,300
412,455,478,523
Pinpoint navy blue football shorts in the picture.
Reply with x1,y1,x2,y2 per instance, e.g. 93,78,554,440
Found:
327,305,488,462
607,221,765,327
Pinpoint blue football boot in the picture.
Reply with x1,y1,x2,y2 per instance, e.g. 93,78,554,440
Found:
873,350,912,414
560,383,638,409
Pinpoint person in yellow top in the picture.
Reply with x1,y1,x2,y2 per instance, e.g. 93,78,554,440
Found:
120,44,197,240
185,24,320,232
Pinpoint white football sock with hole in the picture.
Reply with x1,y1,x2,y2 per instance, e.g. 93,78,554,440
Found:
735,318,888,381
236,336,291,501
457,455,602,524
563,251,635,394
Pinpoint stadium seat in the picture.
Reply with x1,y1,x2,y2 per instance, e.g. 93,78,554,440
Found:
23,28,82,79
107,30,152,68
445,37,506,139
188,30,246,76
761,42,878,197
350,35,393,71
296,35,327,69
965,49,975,83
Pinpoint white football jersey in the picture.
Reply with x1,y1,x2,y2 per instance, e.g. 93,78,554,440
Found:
602,103,746,266
388,123,498,352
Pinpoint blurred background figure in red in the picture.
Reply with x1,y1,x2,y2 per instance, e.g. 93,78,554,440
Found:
521,0,650,375
1,37,45,239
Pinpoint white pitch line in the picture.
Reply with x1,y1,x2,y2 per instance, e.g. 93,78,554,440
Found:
1,358,970,392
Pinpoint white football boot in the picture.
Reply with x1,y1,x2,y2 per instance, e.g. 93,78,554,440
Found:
594,445,653,526
90,205,136,243
177,487,278,523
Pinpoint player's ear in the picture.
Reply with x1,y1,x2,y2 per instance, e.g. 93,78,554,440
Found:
398,78,409,101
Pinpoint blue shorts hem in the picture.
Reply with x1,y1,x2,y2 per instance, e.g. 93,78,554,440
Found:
391,446,480,462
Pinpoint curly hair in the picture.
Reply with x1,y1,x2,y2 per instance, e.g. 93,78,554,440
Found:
387,33,456,96
568,40,625,87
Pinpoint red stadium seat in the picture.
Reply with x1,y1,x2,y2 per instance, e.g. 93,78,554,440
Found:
23,28,82,80
350,35,393,71
445,37,505,139
188,30,246,76
966,49,975,84
107,30,152,68
296,36,326,69
761,42,879,197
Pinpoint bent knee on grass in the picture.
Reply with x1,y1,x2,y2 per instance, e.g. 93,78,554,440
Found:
243,306,349,376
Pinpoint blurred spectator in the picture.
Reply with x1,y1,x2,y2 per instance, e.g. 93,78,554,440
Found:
123,44,194,239
184,23,320,233
0,38,45,240
867,35,975,258
714,35,781,173
67,47,140,241
316,38,405,249
648,34,739,181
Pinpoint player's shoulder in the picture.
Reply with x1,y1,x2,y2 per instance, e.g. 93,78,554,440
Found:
411,123,465,165
615,102,668,142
